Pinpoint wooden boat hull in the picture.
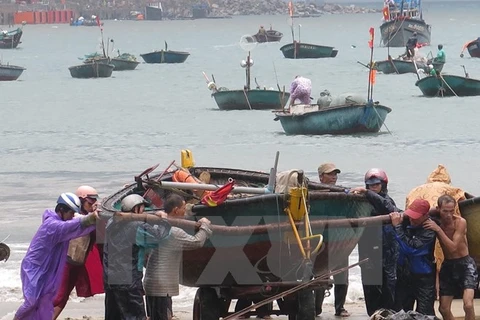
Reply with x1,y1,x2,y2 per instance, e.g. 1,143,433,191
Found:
212,89,290,110
68,63,114,78
110,58,139,71
467,40,480,58
279,42,337,59
459,197,480,268
373,59,442,74
0,28,22,49
252,30,283,43
415,74,480,97
0,65,25,81
100,166,373,288
275,104,392,135
140,50,190,64
380,18,431,47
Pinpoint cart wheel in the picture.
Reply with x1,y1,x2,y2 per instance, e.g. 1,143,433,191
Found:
296,289,315,320
192,287,221,320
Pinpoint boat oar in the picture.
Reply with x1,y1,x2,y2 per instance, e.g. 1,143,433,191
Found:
388,55,400,74
103,211,395,236
356,61,370,69
223,259,368,320
149,180,270,195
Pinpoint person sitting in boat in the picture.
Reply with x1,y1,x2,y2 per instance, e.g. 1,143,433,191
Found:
349,169,401,316
289,76,312,108
258,25,266,35
428,65,437,76
405,32,418,59
433,44,446,64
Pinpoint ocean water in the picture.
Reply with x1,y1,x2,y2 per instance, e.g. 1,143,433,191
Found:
0,1,479,314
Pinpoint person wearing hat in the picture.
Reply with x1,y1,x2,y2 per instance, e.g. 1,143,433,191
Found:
390,199,437,316
316,163,350,317
350,169,400,316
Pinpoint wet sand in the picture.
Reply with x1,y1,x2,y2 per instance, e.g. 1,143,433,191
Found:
2,297,480,320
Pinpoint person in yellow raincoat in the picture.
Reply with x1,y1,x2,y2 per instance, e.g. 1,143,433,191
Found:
405,164,474,297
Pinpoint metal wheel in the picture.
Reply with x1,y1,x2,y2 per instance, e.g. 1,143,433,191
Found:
192,287,220,320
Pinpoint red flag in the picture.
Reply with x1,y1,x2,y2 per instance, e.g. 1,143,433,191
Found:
368,27,374,49
201,180,235,207
288,1,294,17
382,6,389,21
369,69,376,85
96,16,101,27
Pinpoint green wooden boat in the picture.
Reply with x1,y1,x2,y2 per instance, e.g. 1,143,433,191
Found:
100,164,373,318
374,59,443,75
110,53,139,71
206,52,290,110
415,74,480,97
279,42,337,59
68,62,114,78
274,101,391,135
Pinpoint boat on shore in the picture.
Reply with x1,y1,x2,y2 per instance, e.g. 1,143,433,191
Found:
380,0,431,47
0,63,25,81
0,27,23,49
274,92,391,135
100,159,374,319
415,73,480,97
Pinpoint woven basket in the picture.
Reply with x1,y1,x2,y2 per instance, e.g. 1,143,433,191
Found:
459,197,480,267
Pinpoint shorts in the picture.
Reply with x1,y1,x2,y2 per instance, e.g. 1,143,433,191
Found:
439,255,478,297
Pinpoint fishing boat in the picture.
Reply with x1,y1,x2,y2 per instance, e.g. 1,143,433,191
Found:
460,37,480,58
415,73,480,97
251,27,283,43
68,61,115,79
100,157,375,319
280,42,337,59
380,0,431,47
280,2,337,59
204,39,290,110
145,2,163,20
274,92,391,135
110,52,139,71
0,63,26,81
459,197,480,268
140,41,190,64
373,57,443,74
0,27,23,49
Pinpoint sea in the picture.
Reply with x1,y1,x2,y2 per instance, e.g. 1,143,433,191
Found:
0,0,479,316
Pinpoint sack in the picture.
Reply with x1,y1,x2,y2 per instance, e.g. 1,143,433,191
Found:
67,234,91,265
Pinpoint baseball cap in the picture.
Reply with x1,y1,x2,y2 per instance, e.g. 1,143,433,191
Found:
405,199,430,220
318,163,341,175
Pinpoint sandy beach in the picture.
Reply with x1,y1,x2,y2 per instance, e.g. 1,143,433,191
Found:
1,297,480,320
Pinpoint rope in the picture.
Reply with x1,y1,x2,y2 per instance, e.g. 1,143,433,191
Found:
243,88,253,110
438,74,459,97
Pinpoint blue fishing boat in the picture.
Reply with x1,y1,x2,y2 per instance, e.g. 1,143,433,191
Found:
415,74,480,97
140,41,189,64
274,93,391,135
380,0,431,47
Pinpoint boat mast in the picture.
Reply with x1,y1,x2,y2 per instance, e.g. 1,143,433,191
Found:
245,51,251,90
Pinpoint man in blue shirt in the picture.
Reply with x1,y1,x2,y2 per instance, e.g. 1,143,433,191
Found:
390,199,436,315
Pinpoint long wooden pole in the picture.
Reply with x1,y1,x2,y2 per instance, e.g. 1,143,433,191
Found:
104,212,394,236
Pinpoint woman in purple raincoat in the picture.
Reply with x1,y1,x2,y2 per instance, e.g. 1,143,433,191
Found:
14,192,98,320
